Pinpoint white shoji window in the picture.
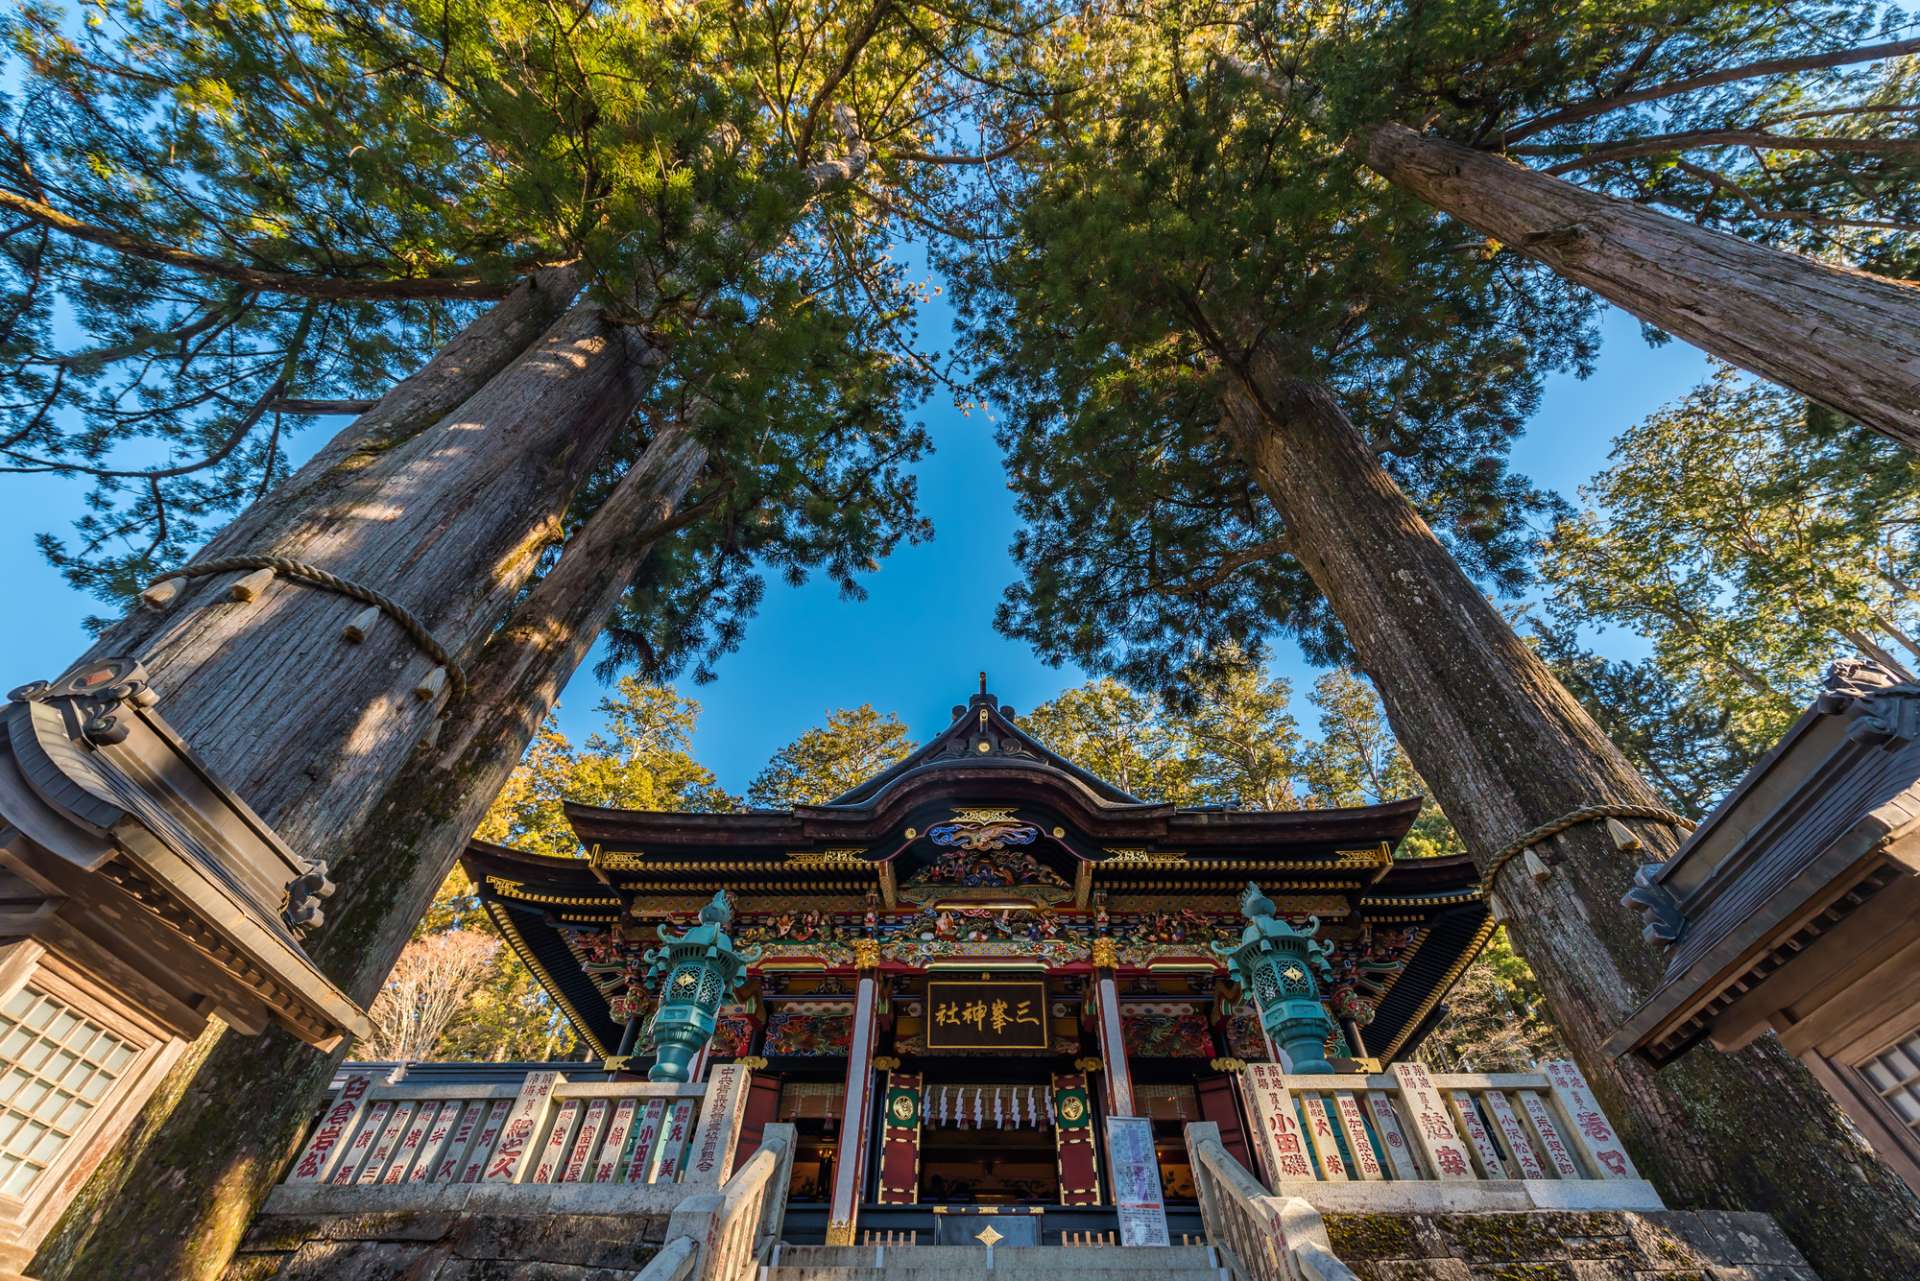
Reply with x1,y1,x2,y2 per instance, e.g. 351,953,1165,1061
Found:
1860,1032,1920,1140
0,985,137,1200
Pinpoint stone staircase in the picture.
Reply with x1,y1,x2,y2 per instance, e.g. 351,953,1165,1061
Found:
760,1244,1231,1281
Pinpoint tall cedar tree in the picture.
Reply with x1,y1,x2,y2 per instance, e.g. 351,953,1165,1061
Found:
1326,0,1920,449
946,3,1920,1274
4,2,1011,1277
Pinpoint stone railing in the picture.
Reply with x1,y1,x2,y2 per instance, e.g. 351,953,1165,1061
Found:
1237,1060,1663,1213
264,1062,756,1215
636,1123,797,1281
1186,1121,1358,1281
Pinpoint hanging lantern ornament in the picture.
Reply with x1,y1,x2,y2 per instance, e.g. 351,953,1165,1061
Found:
1213,882,1338,1074
642,890,762,1082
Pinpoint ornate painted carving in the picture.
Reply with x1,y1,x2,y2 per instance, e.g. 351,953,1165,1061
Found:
1120,1004,1214,1058
929,808,1038,849
8,656,156,747
900,837,1071,907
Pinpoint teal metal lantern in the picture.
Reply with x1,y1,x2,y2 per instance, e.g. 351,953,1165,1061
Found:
643,891,761,1083
1213,883,1338,1074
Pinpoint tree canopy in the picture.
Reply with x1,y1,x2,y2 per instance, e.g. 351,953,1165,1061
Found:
746,704,916,806
1,0,1003,644
943,0,1597,697
1541,366,1920,750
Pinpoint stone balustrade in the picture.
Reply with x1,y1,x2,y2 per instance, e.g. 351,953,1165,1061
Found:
1186,1120,1358,1281
262,1062,755,1217
1237,1059,1663,1213
637,1123,798,1281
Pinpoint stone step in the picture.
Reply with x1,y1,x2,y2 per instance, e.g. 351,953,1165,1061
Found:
763,1270,1231,1281
763,1244,1229,1281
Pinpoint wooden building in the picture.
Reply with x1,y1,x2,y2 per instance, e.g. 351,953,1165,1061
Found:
463,683,1489,1243
1612,658,1920,1193
0,659,365,1280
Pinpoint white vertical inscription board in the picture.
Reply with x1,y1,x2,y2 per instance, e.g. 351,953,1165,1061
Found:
1105,1116,1170,1247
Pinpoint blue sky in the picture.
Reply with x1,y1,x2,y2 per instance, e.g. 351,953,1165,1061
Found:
0,298,1707,796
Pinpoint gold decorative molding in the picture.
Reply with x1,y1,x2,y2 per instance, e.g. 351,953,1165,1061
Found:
951,806,1018,825
602,1055,635,1073
1335,844,1396,868
1100,848,1189,868
872,1055,902,1071
1090,938,1119,970
1208,1057,1247,1074
1359,889,1486,908
591,848,653,872
739,1056,769,1071
785,849,870,870
853,939,882,970
1072,1056,1104,1074
485,902,609,1059
483,875,623,910
825,1221,856,1246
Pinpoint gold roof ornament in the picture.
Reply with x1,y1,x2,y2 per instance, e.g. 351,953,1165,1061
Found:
784,849,871,869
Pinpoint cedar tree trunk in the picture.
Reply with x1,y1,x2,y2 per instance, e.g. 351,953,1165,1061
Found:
194,266,583,563
77,295,659,859
31,297,672,1281
1357,122,1920,453
1219,354,1920,1281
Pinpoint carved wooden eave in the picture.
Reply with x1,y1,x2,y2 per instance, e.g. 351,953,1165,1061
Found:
0,659,367,1050
465,683,1489,1063
1611,658,1920,1066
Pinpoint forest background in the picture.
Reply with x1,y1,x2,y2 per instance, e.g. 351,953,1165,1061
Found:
2,31,1915,1072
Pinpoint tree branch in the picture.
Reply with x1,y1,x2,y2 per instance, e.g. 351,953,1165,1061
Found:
1497,37,1920,146
1,375,284,479
0,188,520,300
795,1,893,160
1155,536,1295,596
1522,129,1920,174
1671,158,1920,234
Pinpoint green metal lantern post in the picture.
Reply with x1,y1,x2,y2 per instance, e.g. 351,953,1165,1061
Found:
1214,882,1338,1074
643,890,761,1083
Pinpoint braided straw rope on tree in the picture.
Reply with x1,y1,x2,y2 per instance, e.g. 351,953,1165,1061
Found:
145,555,467,701
1480,802,1696,899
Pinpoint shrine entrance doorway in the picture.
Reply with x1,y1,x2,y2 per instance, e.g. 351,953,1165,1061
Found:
913,1082,1065,1206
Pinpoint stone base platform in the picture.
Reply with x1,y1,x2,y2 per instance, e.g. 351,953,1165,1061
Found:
1323,1209,1815,1281
221,1209,672,1281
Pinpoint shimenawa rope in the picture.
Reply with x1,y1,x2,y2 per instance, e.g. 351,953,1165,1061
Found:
147,555,466,702
1480,802,1695,898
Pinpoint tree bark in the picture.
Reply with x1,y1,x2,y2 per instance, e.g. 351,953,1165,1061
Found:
79,291,656,860
1355,122,1920,454
1218,354,1920,1281
32,407,707,1281
192,266,583,563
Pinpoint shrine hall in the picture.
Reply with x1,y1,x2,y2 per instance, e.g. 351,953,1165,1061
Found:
460,683,1491,1245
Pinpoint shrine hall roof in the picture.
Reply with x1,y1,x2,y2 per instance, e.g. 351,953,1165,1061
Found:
563,685,1427,856
460,681,1492,1064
